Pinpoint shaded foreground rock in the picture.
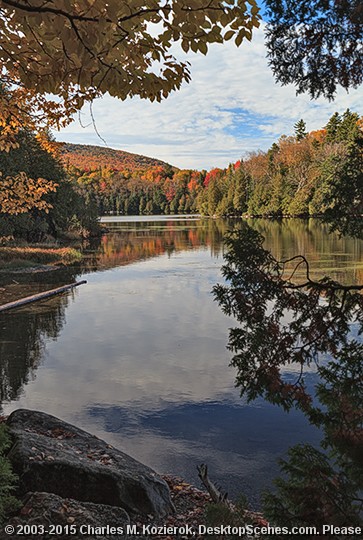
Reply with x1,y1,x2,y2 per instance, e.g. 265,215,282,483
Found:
6,409,174,517
0,492,129,540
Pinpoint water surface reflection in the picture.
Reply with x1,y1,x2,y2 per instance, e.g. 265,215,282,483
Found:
0,217,362,505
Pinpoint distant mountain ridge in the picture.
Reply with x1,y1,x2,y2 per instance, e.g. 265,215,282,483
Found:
60,143,174,172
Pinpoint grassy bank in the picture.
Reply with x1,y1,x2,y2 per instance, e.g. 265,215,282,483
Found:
0,245,82,271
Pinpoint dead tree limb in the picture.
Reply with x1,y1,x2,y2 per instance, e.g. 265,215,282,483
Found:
197,463,267,525
197,464,234,509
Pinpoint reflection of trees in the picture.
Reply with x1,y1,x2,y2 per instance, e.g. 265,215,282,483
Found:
1,215,362,428
84,218,363,285
249,218,363,285
214,224,363,528
86,218,234,270
0,292,69,407
0,261,83,298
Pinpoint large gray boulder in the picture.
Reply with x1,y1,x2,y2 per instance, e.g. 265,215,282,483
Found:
0,492,129,540
6,409,174,517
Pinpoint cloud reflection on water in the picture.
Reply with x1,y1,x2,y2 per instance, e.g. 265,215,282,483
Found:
1,217,362,504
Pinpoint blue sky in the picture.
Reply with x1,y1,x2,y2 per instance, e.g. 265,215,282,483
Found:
57,21,363,170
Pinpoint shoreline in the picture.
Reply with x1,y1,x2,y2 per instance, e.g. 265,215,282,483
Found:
0,245,82,272
0,414,266,538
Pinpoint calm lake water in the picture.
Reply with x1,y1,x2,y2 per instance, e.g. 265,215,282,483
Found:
1,217,362,506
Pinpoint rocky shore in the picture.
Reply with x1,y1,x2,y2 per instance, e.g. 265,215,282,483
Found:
1,410,265,540
0,410,216,539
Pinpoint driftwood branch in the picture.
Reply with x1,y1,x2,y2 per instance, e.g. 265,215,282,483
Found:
197,463,267,526
197,464,233,509
0,281,87,313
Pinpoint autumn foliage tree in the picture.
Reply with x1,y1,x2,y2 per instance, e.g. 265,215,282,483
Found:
0,0,260,100
0,128,99,241
0,124,61,231
0,71,82,152
0,75,79,229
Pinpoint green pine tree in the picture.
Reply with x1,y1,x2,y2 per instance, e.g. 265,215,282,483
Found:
325,112,341,142
294,119,307,141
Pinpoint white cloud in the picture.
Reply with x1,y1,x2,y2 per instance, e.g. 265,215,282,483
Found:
57,25,363,169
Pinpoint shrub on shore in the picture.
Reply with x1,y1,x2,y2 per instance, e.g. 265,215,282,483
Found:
0,246,82,269
0,424,20,525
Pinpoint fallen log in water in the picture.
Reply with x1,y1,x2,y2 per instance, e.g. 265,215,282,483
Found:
0,280,87,313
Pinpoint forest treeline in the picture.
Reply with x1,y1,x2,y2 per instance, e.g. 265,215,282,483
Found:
0,109,361,243
65,109,362,221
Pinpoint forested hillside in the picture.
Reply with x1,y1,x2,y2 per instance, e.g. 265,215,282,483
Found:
65,110,362,224
64,146,202,215
61,143,173,173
